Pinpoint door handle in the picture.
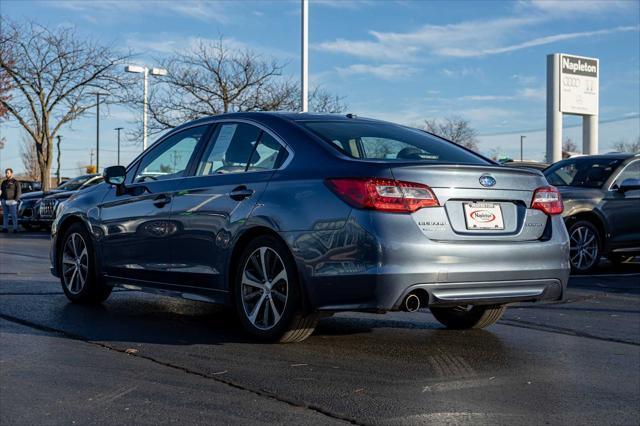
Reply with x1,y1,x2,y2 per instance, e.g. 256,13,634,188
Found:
153,194,171,208
230,186,254,201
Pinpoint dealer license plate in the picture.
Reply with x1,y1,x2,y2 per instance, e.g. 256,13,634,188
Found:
463,202,504,230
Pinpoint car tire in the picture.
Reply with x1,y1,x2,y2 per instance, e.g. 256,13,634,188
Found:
234,235,318,343
59,223,112,304
568,220,601,274
430,305,506,329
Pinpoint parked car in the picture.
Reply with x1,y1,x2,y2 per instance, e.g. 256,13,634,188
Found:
0,179,40,222
19,180,42,193
544,153,640,273
51,112,570,342
19,174,102,230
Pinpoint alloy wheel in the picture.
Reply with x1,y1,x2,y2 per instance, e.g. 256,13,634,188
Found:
569,225,598,271
62,232,89,294
240,247,289,330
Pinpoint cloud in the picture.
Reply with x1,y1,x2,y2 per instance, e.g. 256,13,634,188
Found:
313,0,376,9
51,0,228,23
517,87,545,101
336,64,419,80
511,74,537,86
315,39,420,61
440,67,484,78
525,0,635,15
440,26,639,57
315,13,639,61
126,34,296,60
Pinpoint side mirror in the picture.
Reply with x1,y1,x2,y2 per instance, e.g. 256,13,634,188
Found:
616,178,640,193
103,165,126,187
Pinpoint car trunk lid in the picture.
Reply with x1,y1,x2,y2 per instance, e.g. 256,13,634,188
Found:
390,164,551,242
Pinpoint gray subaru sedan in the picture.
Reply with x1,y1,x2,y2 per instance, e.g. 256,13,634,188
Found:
50,112,570,342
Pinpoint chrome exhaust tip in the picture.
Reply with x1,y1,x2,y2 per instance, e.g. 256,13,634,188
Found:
403,293,421,312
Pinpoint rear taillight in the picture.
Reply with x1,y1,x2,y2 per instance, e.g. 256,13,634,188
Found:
326,178,439,213
531,186,563,215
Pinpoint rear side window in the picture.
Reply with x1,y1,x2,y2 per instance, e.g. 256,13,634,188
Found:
301,121,489,165
545,158,624,188
247,133,288,171
197,123,261,175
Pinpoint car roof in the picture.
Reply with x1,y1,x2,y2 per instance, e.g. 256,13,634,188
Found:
172,111,386,131
565,153,635,160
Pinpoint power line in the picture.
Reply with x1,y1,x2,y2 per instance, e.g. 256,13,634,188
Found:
479,114,640,137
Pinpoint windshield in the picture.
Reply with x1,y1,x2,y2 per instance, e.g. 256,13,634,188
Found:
57,175,94,191
544,158,623,188
301,121,490,165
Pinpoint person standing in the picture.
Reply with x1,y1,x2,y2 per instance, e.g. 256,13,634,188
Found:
1,168,21,233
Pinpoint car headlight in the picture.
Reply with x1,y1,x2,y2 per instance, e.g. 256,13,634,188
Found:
55,201,66,217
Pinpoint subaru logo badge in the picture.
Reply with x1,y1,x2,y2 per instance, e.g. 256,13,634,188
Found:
479,175,496,187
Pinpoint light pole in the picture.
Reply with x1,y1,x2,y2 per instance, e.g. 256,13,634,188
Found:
125,65,167,150
520,135,526,161
56,135,62,185
115,127,124,165
90,92,108,172
301,0,309,112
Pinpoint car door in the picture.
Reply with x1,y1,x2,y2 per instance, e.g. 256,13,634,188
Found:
169,121,290,290
98,125,210,284
601,159,640,250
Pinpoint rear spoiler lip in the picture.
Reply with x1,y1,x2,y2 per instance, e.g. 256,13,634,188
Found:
386,163,545,177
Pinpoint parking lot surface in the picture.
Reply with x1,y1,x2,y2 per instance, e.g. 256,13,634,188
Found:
1,232,639,425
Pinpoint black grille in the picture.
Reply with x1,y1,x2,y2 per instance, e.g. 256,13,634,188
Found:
39,199,58,218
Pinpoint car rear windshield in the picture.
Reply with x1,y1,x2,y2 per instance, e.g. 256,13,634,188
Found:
544,158,624,188
301,121,490,165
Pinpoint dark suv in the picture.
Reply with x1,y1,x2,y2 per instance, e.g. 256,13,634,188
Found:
544,153,640,272
19,174,102,230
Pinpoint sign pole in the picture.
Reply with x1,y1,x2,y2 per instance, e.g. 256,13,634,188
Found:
583,115,598,155
546,54,562,163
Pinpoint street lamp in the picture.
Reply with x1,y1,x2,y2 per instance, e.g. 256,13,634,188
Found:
301,0,309,112
90,92,109,172
520,135,526,161
115,127,124,165
125,65,167,150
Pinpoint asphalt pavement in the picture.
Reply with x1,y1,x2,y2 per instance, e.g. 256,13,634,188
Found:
1,232,639,425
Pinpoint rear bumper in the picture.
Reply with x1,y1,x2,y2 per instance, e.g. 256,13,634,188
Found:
282,212,570,312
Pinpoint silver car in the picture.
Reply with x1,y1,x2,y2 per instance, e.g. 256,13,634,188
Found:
51,113,570,342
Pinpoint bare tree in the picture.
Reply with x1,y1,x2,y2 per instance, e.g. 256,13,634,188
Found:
488,146,505,161
422,117,479,151
0,44,11,150
20,137,40,180
562,137,578,153
126,38,346,138
612,137,640,153
0,19,132,190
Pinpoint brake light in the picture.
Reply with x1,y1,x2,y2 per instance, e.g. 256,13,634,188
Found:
326,178,439,213
531,186,563,215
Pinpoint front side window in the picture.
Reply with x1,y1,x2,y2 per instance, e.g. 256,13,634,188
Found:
545,158,624,188
197,123,261,175
612,161,640,186
301,121,489,165
135,126,208,182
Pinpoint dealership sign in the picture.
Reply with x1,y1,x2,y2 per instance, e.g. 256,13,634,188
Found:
559,54,599,115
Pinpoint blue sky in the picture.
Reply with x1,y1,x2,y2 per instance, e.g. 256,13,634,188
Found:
1,0,639,175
